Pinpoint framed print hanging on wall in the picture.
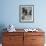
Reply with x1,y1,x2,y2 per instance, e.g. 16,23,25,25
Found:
19,5,34,23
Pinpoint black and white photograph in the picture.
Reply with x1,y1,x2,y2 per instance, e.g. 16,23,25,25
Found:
19,5,34,23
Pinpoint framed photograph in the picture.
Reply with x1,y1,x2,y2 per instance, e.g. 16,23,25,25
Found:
19,5,34,23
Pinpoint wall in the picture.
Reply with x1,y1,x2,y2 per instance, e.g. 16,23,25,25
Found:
0,0,46,29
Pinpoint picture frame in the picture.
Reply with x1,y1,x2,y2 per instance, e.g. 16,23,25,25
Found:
19,5,34,23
